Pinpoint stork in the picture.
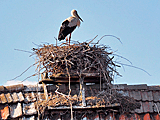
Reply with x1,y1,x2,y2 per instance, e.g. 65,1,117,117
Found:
58,9,83,45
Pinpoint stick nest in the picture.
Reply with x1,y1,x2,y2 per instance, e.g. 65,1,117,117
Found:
32,41,121,84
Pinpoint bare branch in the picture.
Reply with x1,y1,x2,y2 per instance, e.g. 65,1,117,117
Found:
96,35,122,44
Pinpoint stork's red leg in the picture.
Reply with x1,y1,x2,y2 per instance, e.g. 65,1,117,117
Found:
69,33,71,45
66,36,68,44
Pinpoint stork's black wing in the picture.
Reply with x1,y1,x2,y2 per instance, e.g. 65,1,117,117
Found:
58,20,77,41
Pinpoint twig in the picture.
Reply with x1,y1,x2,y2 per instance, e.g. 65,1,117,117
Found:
112,54,132,65
54,37,58,47
32,42,43,47
65,54,73,120
21,73,38,82
87,35,98,45
116,62,151,76
14,48,32,53
9,62,38,81
55,85,70,100
96,35,122,45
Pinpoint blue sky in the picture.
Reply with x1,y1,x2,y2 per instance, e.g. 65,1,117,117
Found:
0,0,160,86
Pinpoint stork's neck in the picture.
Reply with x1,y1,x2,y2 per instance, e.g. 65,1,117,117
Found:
72,14,78,18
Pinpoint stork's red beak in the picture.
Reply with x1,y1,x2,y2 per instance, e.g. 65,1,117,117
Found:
76,13,83,22
79,16,83,22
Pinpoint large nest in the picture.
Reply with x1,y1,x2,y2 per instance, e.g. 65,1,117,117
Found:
32,41,121,84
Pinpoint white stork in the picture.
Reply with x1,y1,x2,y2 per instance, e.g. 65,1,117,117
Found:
58,9,83,45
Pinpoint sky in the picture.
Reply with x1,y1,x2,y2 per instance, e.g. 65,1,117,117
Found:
0,0,160,86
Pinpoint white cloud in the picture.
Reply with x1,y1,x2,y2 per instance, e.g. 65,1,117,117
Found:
4,80,38,86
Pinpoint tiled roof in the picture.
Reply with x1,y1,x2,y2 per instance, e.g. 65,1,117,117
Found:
113,84,160,114
0,83,159,119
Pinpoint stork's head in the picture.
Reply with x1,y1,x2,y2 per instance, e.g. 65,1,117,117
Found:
71,9,83,22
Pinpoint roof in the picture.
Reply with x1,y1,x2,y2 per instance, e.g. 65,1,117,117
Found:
113,84,160,113
0,83,160,119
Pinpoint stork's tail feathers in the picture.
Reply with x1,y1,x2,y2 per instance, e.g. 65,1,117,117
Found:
58,34,65,41
58,27,68,41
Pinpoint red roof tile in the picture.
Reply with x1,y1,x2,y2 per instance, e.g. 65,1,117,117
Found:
153,114,160,120
143,113,151,120
0,105,9,119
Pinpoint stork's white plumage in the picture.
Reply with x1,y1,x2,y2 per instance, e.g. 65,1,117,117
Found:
58,10,83,45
